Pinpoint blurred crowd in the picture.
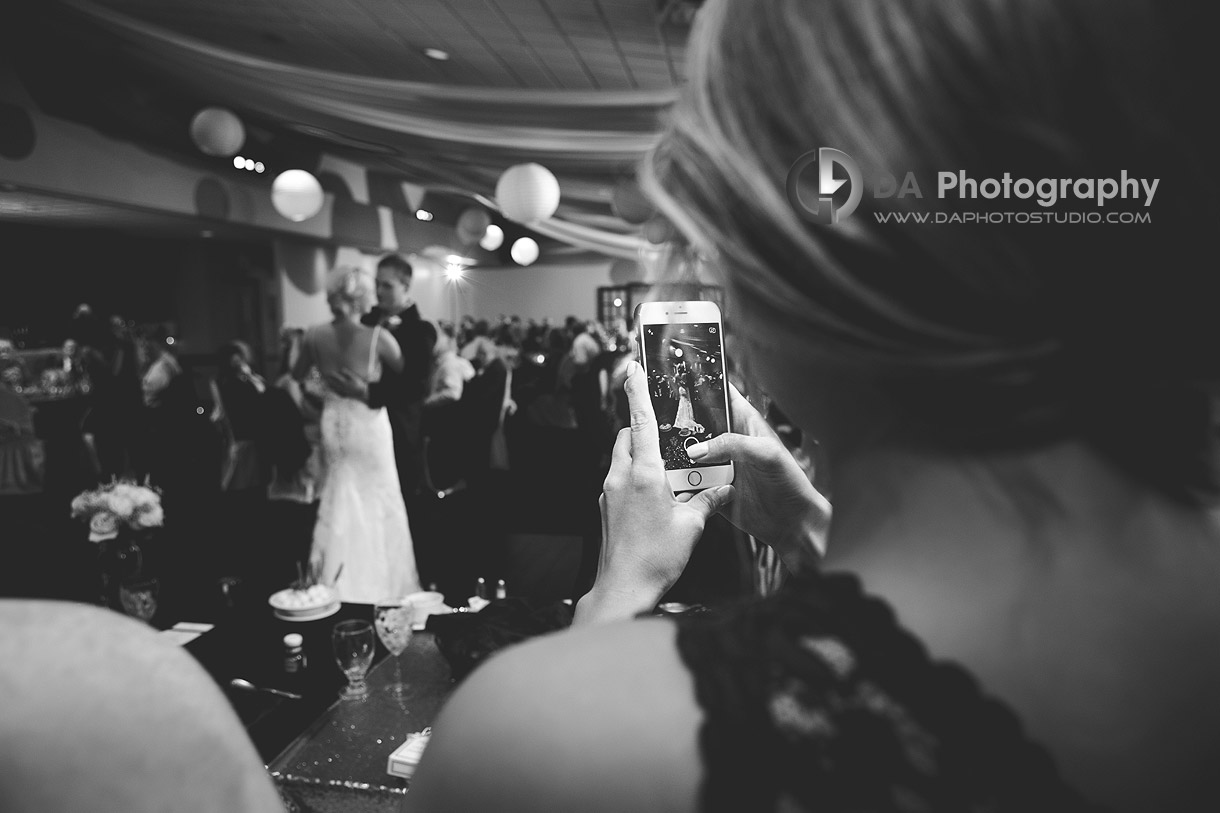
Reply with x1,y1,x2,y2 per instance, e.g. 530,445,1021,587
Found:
1,301,646,611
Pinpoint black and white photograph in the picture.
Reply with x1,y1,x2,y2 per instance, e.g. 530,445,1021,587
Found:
1,1,1215,811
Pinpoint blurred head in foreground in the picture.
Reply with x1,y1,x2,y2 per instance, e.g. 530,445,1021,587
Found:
643,0,1215,504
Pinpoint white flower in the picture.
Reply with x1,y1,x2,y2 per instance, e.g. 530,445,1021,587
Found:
131,487,160,509
107,494,136,521
89,512,119,542
74,479,164,537
135,504,164,529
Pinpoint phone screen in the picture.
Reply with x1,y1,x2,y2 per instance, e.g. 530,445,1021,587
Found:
640,322,730,470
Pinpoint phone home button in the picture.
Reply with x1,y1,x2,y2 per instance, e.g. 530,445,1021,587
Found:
686,471,703,487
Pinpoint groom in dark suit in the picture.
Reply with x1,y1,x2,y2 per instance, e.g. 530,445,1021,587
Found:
325,254,436,502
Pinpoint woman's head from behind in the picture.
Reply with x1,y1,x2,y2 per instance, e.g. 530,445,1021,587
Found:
278,328,304,373
216,340,254,377
433,322,456,357
326,266,375,319
644,0,1216,502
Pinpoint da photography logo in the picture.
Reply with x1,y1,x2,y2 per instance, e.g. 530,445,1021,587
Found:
786,148,863,224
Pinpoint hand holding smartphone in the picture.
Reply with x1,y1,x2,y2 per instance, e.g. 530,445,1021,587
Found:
635,300,735,493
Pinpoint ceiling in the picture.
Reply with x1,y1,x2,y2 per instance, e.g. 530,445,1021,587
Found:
2,0,701,254
85,0,692,90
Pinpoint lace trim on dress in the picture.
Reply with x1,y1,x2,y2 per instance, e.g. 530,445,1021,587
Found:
674,571,1102,813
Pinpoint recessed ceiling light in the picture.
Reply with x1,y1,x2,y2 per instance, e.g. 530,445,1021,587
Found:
424,48,450,61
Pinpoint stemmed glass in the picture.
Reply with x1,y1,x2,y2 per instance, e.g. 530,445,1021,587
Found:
374,597,416,699
331,619,376,700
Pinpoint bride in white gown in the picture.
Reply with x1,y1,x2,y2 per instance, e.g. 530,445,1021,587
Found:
673,385,704,434
294,268,421,603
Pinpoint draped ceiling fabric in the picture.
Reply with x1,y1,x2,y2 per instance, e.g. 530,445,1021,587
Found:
62,0,680,260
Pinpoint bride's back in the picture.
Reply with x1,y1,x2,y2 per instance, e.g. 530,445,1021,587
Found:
305,322,381,384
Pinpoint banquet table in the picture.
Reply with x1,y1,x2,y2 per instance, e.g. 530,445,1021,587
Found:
179,601,455,813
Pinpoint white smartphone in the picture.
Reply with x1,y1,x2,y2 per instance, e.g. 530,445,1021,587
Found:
635,300,735,493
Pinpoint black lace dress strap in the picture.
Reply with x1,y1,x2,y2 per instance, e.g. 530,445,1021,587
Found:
673,570,1101,813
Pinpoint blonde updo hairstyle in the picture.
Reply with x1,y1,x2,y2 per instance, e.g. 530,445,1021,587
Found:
325,266,374,317
642,0,1216,503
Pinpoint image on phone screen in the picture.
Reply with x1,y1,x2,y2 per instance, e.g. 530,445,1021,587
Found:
640,323,729,470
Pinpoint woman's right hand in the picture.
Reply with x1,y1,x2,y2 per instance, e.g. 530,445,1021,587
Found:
686,384,831,572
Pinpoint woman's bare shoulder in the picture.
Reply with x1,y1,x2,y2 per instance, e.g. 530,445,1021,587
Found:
403,618,704,813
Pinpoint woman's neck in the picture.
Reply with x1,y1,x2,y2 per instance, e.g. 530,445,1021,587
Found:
821,439,1220,809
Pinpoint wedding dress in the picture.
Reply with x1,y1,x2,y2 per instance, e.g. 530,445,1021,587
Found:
673,386,704,434
307,324,421,603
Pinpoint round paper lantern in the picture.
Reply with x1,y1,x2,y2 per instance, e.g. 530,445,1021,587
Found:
456,207,493,244
609,258,640,285
510,237,540,266
272,169,325,222
495,163,561,224
479,224,505,252
611,179,654,224
643,216,675,244
189,107,245,157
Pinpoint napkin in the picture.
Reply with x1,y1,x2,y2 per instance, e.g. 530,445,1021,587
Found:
158,621,214,646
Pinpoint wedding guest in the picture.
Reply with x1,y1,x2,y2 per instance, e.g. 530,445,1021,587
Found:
138,327,183,411
0,337,29,388
263,328,322,595
133,326,195,490
210,341,267,486
403,1,1217,811
267,328,322,505
209,339,271,585
459,320,497,373
425,323,475,408
76,312,143,479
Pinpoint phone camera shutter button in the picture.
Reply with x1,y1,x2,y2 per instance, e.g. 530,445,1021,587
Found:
687,471,702,486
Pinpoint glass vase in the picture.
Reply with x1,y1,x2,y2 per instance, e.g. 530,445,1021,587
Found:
97,532,144,610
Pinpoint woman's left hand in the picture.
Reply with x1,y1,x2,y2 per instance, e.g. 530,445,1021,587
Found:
574,361,735,625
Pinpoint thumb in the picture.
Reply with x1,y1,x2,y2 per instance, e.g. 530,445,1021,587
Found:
688,484,735,520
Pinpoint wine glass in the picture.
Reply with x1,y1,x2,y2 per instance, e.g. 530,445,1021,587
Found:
331,619,375,700
374,597,416,699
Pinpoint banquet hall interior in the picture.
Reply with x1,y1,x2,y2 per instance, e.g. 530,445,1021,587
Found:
1,2,770,643
1,3,822,808
7,1,1218,812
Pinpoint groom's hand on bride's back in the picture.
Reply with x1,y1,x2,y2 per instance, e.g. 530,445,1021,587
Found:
324,370,369,402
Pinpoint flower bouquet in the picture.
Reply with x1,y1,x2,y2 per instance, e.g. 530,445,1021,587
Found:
71,478,164,542
72,479,164,613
